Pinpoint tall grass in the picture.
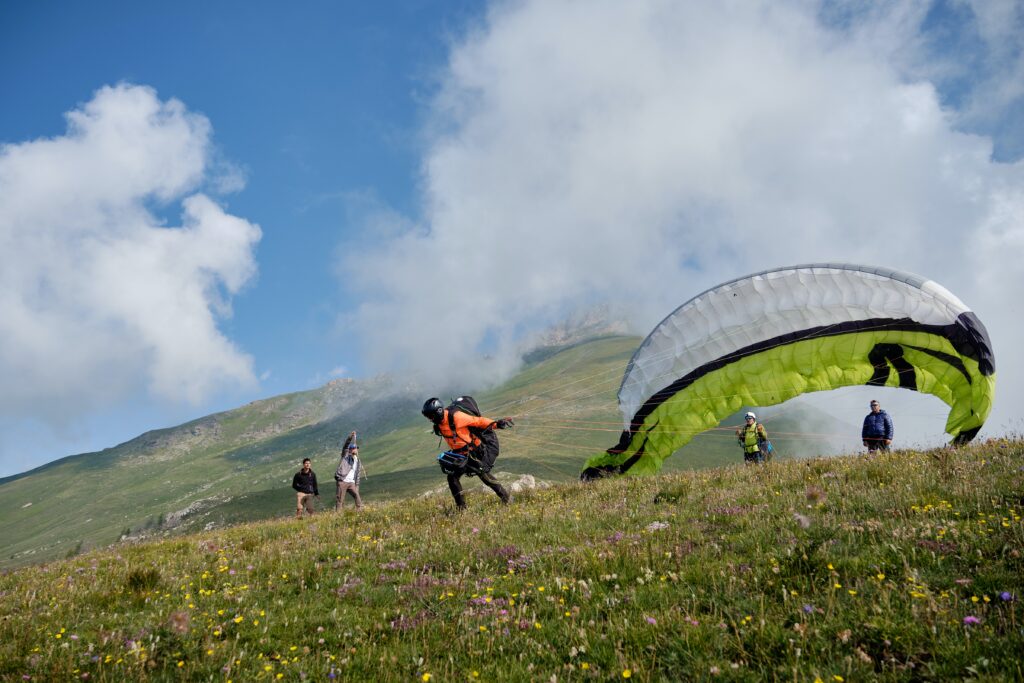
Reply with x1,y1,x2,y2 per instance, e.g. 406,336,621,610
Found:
1,439,1021,681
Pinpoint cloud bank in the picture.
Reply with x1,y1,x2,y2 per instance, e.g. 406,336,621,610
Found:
0,84,261,427
345,0,1023,437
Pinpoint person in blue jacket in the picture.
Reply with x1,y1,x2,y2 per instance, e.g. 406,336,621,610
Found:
862,399,894,452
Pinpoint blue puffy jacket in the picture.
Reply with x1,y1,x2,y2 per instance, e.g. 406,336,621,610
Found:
862,410,894,440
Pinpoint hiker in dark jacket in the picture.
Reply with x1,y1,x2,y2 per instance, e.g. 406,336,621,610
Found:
862,399,894,452
292,457,319,518
421,397,514,510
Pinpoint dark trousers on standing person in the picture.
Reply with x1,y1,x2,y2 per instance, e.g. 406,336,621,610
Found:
447,470,509,509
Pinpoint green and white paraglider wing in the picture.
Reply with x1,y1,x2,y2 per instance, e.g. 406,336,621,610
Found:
582,263,995,478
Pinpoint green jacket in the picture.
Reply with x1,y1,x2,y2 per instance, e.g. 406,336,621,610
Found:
738,422,767,454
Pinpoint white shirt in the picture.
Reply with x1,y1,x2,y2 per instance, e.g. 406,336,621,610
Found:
342,455,359,484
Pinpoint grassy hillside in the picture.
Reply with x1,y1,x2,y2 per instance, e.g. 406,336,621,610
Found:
0,379,404,568
1,335,861,569
0,439,1020,681
0,337,635,568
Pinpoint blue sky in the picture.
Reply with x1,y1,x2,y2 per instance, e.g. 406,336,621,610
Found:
0,0,482,474
2,0,472,382
1,0,1023,477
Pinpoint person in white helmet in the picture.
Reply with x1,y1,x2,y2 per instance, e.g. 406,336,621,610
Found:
736,411,768,464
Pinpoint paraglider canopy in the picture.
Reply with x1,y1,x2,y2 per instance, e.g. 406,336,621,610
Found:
582,263,995,478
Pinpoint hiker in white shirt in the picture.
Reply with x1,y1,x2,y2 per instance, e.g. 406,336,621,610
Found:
334,432,364,511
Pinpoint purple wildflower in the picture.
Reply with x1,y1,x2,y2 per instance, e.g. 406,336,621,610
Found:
645,616,657,625
802,604,814,614
1000,591,1015,602
963,616,981,625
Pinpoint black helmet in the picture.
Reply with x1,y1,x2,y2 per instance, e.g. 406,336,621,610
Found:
421,397,444,422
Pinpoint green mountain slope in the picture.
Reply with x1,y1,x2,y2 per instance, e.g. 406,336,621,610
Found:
0,335,858,569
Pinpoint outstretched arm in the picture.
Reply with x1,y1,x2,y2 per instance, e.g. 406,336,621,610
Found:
462,413,501,430
341,431,356,452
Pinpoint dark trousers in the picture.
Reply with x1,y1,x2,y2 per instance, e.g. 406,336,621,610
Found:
447,469,509,509
743,449,764,464
865,438,890,452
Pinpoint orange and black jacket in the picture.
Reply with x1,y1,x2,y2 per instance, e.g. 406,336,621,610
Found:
438,409,497,452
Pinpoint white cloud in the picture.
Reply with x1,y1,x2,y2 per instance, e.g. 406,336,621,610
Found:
0,84,261,424
345,0,1023,439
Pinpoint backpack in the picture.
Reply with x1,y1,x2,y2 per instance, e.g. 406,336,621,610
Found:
445,396,500,475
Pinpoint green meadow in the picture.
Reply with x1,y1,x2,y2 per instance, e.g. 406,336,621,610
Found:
1,438,1020,681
